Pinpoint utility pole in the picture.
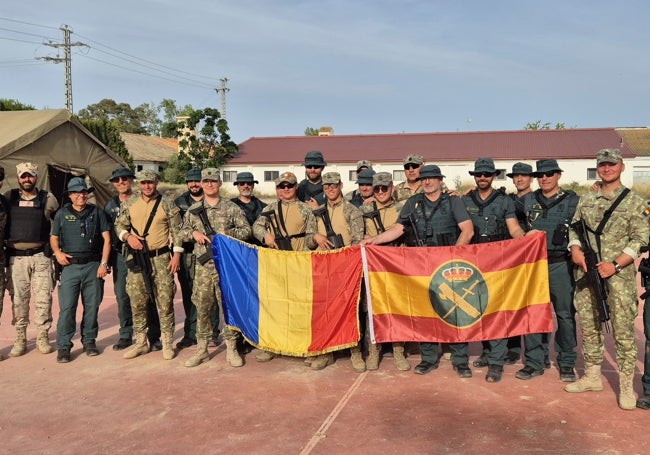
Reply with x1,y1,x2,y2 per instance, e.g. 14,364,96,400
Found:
215,78,229,119
38,25,87,113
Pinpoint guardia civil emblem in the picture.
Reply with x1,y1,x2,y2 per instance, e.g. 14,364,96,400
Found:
429,260,487,328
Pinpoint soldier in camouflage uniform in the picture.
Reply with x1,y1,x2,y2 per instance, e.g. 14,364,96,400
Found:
345,160,373,207
179,168,251,368
115,169,183,361
252,171,317,363
518,159,580,382
361,172,411,371
0,166,7,360
565,149,649,410
312,171,368,372
392,154,424,202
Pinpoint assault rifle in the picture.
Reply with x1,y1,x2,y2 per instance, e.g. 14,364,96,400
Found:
260,210,293,251
638,245,650,300
571,219,611,333
126,230,157,306
363,202,402,246
189,205,217,264
404,213,424,246
313,206,344,249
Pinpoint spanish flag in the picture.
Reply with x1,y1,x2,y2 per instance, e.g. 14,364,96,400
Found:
363,232,553,343
213,235,363,356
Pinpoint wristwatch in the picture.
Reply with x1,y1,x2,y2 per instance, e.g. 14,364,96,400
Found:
613,261,622,274
100,262,110,268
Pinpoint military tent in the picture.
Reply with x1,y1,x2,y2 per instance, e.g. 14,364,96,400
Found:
0,109,128,206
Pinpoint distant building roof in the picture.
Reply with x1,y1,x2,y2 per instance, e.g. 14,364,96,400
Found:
121,132,177,163
617,127,650,156
232,128,633,165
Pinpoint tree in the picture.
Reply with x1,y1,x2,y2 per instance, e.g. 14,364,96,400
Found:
176,107,238,170
304,127,319,136
0,98,35,111
524,121,566,130
78,117,134,169
77,99,147,134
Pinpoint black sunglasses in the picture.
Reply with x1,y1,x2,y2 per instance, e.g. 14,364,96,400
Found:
111,176,131,183
305,165,323,170
373,185,391,193
277,183,296,189
404,163,420,170
236,182,253,186
536,171,557,178
474,172,495,178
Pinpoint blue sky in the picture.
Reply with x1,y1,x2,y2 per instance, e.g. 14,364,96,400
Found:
2,0,649,143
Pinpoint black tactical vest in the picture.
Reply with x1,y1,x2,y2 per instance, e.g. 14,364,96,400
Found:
463,190,509,243
524,189,579,253
7,189,50,244
410,193,460,246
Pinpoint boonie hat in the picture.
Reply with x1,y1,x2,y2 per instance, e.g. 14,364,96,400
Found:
136,169,160,181
274,172,298,186
233,171,258,185
533,159,563,176
322,172,341,185
356,160,373,171
356,169,376,185
17,162,38,177
185,168,202,182
201,168,220,181
66,177,94,194
596,148,623,165
469,158,500,176
506,162,533,178
418,165,445,180
110,167,135,182
373,172,392,187
303,151,327,167
403,154,424,166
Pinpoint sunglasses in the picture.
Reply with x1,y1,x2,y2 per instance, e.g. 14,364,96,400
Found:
323,182,340,189
305,165,323,170
373,185,391,193
276,183,296,189
474,172,495,178
111,176,131,183
236,182,253,187
536,171,557,178
404,163,420,170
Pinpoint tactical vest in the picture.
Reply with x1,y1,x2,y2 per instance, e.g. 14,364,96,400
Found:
231,197,266,226
509,193,528,231
348,191,364,208
464,190,509,243
57,203,103,257
7,189,50,244
525,189,578,253
409,193,460,246
174,192,198,252
105,195,123,251
297,180,326,206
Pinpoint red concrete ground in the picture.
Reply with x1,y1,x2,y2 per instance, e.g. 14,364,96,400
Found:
1,278,648,454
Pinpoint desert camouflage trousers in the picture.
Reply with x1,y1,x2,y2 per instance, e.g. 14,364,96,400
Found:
7,252,53,330
192,261,237,342
574,269,638,375
126,254,176,335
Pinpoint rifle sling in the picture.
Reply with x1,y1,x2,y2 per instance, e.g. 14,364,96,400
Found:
534,190,568,217
587,188,630,253
132,195,162,238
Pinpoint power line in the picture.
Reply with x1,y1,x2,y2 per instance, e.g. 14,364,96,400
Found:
0,17,59,30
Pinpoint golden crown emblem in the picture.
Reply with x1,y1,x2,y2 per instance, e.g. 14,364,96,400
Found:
442,265,474,282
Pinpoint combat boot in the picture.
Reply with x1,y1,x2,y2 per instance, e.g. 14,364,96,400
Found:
161,332,175,360
225,339,243,367
10,327,27,357
256,350,275,362
123,333,149,359
350,345,366,373
36,331,53,354
393,343,411,371
565,364,603,393
185,339,209,368
311,353,334,370
618,372,637,410
366,343,380,370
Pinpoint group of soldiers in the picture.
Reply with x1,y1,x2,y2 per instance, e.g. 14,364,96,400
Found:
1,148,649,411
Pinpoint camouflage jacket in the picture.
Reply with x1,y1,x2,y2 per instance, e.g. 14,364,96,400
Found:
315,199,364,247
392,181,423,202
361,200,403,236
252,199,317,250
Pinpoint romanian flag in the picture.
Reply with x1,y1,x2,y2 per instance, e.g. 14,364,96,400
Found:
213,235,363,356
363,232,553,343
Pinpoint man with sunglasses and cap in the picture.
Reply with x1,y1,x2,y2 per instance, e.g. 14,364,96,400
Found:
104,167,162,352
462,158,526,383
252,171,318,363
5,162,59,357
297,150,328,209
565,149,648,410
393,154,425,202
179,168,251,368
115,169,184,361
345,160,374,207
231,172,267,244
363,165,474,377
518,159,580,382
51,177,112,362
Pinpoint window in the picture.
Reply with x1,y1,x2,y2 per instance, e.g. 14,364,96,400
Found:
348,170,357,181
587,168,597,180
264,171,279,182
136,164,143,172
222,170,237,183
495,169,506,181
393,170,405,182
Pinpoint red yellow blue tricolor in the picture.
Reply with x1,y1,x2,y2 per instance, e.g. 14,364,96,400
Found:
213,235,362,356
363,231,553,343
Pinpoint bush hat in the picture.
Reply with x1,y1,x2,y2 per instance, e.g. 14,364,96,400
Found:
533,159,563,176
233,171,258,185
469,158,500,176
506,162,533,178
110,167,135,182
418,165,445,180
356,169,376,185
303,151,327,167
66,177,94,194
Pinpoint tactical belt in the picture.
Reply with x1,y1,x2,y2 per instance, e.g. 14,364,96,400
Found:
148,246,171,257
68,255,101,265
547,252,569,264
8,246,45,257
